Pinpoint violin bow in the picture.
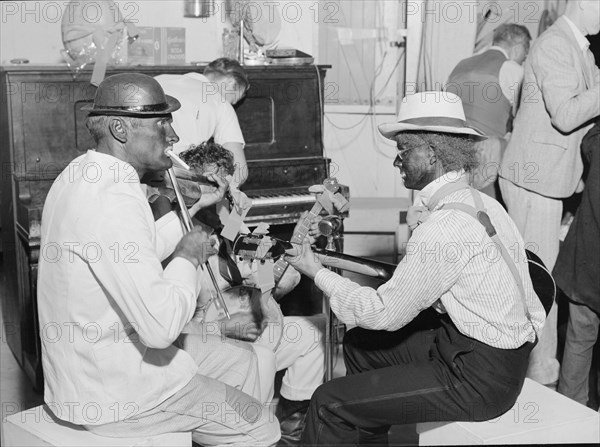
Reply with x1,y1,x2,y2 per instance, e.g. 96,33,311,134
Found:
166,167,231,319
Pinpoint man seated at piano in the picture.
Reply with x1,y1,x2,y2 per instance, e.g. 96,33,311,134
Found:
153,141,326,444
285,91,547,445
155,57,249,186
37,73,280,446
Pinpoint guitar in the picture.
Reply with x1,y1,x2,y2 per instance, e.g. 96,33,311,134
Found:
233,235,396,283
272,178,349,293
234,237,556,317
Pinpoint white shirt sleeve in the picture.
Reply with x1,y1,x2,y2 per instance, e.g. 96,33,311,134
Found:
155,211,185,261
213,103,245,146
315,218,466,330
499,60,524,107
89,197,199,349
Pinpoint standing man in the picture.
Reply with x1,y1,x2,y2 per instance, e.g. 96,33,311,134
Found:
286,91,546,445
498,0,600,388
554,120,600,408
446,23,531,199
37,73,279,446
156,58,250,186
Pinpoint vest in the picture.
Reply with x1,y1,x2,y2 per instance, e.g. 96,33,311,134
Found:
447,49,512,138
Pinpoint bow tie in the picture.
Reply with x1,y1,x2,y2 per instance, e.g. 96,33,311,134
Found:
407,205,430,231
406,178,471,231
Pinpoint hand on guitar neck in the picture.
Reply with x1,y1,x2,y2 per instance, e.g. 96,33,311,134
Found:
284,237,325,279
272,178,347,290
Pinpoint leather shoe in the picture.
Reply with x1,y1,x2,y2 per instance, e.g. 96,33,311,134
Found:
276,397,310,446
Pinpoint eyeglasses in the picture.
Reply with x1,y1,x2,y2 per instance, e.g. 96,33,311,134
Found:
396,141,429,157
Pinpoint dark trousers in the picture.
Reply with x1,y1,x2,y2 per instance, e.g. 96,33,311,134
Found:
301,311,535,446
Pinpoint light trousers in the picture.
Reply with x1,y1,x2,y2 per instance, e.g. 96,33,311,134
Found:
254,315,326,403
86,334,280,446
499,178,561,385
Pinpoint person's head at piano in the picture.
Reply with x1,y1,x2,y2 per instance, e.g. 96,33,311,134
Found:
178,139,236,184
204,57,250,105
148,140,235,226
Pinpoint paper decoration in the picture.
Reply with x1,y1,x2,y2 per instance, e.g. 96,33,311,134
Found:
218,186,252,241
255,258,275,293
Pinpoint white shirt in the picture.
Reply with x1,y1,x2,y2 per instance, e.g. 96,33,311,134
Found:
489,46,525,107
315,171,545,349
37,150,199,425
155,72,245,153
563,15,591,52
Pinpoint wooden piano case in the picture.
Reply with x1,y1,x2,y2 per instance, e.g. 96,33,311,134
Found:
0,63,331,389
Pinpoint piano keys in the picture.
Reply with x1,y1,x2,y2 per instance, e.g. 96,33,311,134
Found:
242,157,340,225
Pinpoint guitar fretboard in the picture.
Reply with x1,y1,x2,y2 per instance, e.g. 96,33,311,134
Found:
273,208,321,286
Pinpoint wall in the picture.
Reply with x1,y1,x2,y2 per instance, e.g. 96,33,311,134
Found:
324,108,407,200
0,0,317,64
324,109,410,259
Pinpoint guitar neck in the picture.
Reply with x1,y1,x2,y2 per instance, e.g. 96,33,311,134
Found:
312,249,396,282
273,207,321,286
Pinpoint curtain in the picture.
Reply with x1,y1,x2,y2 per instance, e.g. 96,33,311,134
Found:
409,0,477,92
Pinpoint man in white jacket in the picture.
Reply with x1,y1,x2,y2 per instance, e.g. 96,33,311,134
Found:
37,73,280,446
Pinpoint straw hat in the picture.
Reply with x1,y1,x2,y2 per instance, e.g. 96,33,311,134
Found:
378,91,486,140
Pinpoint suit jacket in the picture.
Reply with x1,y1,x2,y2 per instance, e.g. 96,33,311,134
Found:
500,16,600,198
553,122,600,314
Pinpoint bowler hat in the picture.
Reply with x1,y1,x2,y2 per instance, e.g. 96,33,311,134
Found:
378,91,486,140
83,73,181,116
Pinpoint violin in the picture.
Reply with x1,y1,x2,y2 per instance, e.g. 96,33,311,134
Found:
146,167,219,220
148,166,284,350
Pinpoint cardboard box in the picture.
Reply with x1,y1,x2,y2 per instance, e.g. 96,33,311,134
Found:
162,27,186,65
128,27,186,65
128,26,160,65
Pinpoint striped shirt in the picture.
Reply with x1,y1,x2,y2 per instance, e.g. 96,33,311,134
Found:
315,171,546,349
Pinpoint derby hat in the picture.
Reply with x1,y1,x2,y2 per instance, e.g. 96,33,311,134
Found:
83,73,181,116
378,91,486,140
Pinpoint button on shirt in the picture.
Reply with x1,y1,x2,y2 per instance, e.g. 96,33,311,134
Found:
315,171,545,349
37,150,200,425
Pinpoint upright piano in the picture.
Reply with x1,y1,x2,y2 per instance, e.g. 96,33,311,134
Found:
0,63,335,389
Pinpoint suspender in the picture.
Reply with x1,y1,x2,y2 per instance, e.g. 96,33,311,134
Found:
218,238,244,286
438,187,532,324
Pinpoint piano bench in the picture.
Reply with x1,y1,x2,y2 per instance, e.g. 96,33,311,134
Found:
416,378,600,445
3,405,191,447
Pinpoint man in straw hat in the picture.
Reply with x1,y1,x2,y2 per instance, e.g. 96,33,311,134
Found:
285,91,547,444
37,73,280,445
